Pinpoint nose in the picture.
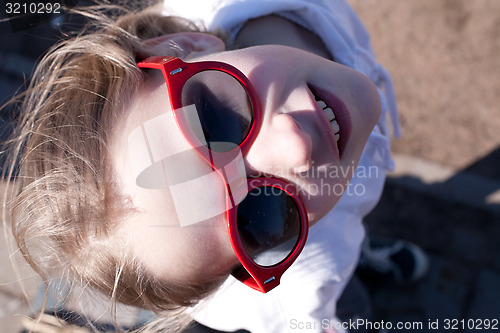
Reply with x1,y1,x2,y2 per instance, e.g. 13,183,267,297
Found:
244,101,314,178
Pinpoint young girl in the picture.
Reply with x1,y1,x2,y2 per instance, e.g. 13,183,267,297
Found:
2,0,399,332
160,1,401,332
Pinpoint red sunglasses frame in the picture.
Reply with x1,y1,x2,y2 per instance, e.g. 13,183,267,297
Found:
137,56,308,293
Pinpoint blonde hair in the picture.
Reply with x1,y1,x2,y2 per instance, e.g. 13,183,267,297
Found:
2,2,223,331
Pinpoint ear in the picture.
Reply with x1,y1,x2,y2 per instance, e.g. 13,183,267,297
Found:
139,32,225,59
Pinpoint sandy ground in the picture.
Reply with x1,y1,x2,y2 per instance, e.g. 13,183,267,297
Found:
349,0,500,171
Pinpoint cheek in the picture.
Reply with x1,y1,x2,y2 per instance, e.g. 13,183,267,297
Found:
292,166,352,223
349,72,382,130
187,219,238,279
121,210,234,284
162,216,237,283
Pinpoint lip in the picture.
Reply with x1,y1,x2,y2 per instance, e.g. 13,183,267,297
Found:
309,84,352,159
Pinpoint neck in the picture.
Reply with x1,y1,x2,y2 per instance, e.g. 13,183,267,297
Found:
232,15,332,60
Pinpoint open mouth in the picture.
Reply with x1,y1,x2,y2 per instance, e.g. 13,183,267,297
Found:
314,97,341,143
309,84,351,158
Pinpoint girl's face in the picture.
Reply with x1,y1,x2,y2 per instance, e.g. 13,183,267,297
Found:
110,33,381,284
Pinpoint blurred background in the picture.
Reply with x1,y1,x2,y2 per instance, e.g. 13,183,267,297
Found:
350,0,500,329
1,0,499,331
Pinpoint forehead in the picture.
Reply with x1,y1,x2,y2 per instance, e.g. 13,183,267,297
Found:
113,68,233,222
110,73,181,221
108,70,236,281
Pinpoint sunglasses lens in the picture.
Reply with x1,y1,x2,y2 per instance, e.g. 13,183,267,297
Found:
182,71,253,152
236,187,302,267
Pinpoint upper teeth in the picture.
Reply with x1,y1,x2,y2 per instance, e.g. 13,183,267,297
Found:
316,99,340,142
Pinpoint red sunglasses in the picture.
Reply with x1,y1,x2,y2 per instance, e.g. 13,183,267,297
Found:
137,56,308,293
